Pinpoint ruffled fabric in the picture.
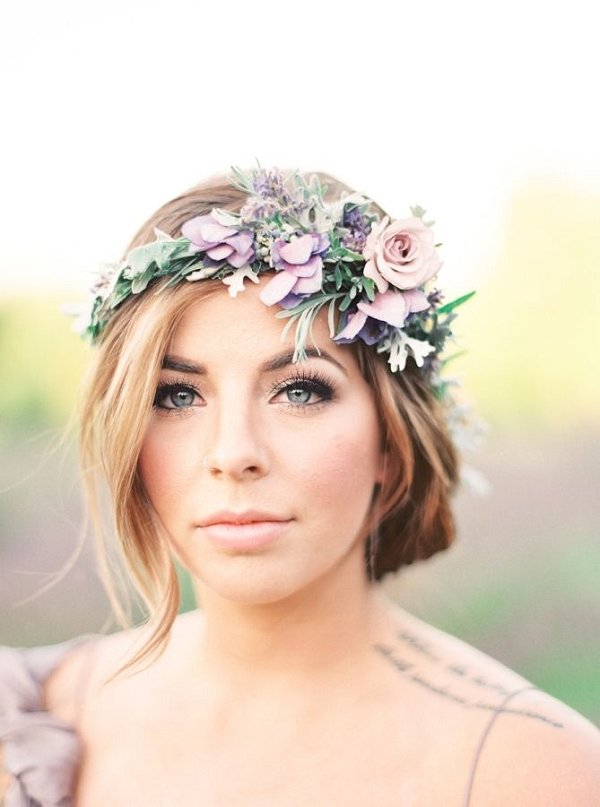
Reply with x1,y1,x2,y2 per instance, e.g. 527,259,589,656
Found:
0,637,93,806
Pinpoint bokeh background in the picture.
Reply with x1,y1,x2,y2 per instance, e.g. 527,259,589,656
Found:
1,1,599,724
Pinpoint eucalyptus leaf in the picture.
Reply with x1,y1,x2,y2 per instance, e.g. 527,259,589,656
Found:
280,313,298,344
131,265,157,294
212,208,241,227
327,298,337,337
126,241,182,277
275,292,341,319
109,284,134,308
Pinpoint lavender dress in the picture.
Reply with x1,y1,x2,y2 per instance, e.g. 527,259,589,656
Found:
0,638,94,807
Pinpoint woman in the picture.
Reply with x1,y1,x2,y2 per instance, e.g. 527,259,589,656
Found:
1,166,598,805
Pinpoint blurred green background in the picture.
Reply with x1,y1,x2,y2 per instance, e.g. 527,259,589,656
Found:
1,177,599,724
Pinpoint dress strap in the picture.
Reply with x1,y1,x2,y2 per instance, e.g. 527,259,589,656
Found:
461,684,538,807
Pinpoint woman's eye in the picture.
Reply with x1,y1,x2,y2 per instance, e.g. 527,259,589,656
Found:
285,386,313,405
274,375,334,408
154,384,200,410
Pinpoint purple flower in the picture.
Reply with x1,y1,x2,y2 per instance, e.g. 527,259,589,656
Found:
335,289,429,343
181,212,255,268
341,205,372,253
259,233,330,306
335,314,388,346
240,168,309,223
252,167,291,201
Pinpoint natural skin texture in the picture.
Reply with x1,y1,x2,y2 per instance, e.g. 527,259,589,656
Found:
138,279,385,607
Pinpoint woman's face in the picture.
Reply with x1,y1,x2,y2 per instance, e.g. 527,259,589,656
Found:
138,281,385,605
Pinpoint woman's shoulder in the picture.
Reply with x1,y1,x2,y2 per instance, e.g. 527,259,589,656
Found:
462,688,600,806
0,618,169,804
0,633,97,731
0,634,97,805
44,610,201,722
386,607,600,805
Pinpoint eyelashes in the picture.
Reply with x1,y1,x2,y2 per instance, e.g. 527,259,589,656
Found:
153,369,336,414
270,369,334,408
153,379,202,412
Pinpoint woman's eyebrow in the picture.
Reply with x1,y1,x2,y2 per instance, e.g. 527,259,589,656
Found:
260,348,347,375
162,348,347,376
162,355,206,374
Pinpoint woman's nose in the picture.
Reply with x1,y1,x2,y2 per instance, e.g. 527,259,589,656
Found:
202,393,269,481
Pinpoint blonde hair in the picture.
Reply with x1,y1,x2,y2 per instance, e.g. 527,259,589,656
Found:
78,171,459,675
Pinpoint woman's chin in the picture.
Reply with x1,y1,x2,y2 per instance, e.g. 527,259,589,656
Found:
192,560,313,607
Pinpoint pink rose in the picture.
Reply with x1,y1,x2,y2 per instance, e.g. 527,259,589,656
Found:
363,216,441,293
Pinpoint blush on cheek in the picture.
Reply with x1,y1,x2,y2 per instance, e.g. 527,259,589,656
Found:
307,431,380,498
331,430,378,468
139,432,198,502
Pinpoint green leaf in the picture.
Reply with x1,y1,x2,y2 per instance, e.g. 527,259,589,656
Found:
440,350,467,367
131,265,156,294
340,250,363,262
274,292,342,319
126,240,184,277
109,282,134,308
363,278,376,302
437,291,476,314
339,293,352,312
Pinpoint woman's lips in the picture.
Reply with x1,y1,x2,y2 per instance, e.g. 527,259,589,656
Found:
197,512,292,551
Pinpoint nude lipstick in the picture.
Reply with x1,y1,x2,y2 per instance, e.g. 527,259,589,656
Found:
197,510,292,551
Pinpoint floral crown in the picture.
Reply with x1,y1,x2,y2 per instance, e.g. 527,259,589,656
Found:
74,165,474,416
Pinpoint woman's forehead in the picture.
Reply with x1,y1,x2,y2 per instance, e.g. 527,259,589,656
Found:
167,281,354,374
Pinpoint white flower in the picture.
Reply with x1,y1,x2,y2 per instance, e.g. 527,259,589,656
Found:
459,464,492,496
222,265,260,298
381,331,435,372
446,404,488,453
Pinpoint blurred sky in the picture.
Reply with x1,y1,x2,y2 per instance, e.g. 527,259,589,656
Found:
1,0,599,296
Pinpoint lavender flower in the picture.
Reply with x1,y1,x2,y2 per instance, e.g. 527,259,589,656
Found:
341,205,372,252
240,167,310,224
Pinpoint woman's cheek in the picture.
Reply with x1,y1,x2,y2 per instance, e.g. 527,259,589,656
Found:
303,429,379,494
138,430,196,510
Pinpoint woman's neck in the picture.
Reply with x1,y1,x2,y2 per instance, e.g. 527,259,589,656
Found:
189,556,389,690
